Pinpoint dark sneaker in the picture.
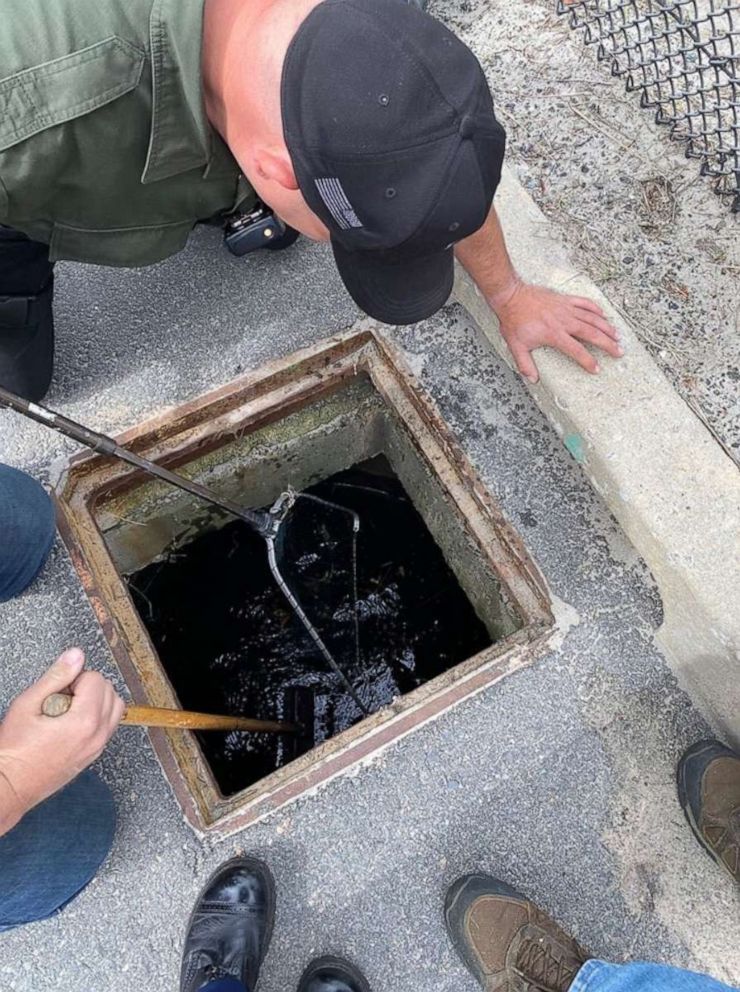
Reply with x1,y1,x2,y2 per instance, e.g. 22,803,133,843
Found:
297,956,371,992
444,874,586,992
0,278,54,402
180,856,275,992
677,739,740,883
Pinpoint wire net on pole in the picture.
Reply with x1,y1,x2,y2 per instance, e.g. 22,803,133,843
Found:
557,0,740,212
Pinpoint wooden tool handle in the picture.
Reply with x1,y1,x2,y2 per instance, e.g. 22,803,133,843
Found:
42,693,296,734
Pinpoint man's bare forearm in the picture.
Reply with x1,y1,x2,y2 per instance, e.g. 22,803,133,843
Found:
453,202,621,383
454,205,522,311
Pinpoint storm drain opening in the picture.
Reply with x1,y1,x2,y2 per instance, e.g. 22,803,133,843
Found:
125,455,495,797
56,331,553,833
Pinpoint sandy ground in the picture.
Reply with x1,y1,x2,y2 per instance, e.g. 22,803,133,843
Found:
435,0,740,460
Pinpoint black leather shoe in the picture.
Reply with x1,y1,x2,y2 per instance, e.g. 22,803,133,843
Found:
180,856,275,992
0,278,54,402
297,956,371,992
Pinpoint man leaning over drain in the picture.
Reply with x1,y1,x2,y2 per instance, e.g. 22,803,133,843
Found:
0,0,623,402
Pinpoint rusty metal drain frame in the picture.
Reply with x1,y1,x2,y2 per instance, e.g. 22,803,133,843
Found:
56,329,554,834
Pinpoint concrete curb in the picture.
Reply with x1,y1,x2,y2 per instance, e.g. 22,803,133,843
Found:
453,166,740,745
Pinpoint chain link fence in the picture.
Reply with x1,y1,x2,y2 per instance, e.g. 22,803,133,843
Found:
557,0,740,212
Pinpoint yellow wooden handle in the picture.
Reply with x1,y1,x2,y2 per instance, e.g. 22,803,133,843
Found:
41,692,297,734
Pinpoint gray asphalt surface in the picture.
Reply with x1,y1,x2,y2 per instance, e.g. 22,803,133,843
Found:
0,225,738,991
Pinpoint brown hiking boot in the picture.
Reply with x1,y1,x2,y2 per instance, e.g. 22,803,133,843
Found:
677,739,740,883
444,875,586,992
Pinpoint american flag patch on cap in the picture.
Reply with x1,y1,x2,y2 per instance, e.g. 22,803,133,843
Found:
315,178,363,230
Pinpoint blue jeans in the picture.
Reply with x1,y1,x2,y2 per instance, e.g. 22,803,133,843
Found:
201,962,736,992
201,963,738,992
0,463,55,602
201,982,246,992
572,960,737,992
0,769,116,932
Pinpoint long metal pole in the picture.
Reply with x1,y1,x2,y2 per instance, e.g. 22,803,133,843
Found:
0,385,368,712
0,385,275,538
267,538,369,714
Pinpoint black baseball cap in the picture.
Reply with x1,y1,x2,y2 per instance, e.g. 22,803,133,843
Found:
281,0,506,325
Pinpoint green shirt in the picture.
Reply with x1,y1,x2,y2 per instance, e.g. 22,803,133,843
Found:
0,0,254,267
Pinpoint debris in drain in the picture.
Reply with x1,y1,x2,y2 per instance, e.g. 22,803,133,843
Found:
126,456,492,796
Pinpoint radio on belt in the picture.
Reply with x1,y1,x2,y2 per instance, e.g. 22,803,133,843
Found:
224,202,287,256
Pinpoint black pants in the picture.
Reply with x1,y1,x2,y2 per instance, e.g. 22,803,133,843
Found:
0,227,54,295
0,229,56,399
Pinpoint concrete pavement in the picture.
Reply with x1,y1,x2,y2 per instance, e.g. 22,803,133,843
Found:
1,225,738,989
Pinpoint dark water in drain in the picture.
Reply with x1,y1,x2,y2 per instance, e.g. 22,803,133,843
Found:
127,457,492,796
